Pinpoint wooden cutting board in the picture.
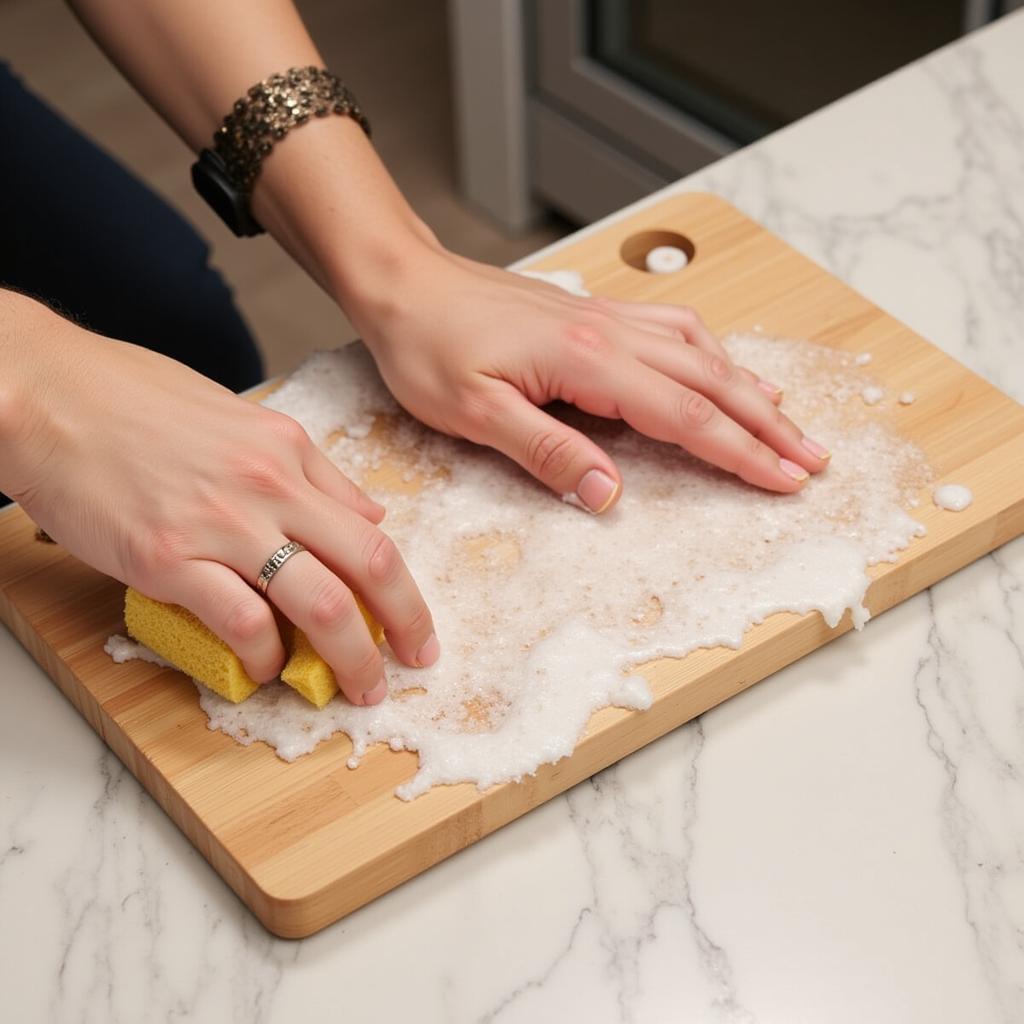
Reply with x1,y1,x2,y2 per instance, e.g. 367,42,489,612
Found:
2,193,1022,938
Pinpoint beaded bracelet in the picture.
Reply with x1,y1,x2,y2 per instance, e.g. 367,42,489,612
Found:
212,66,370,196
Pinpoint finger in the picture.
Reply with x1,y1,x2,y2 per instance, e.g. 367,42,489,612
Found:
283,500,438,672
599,298,783,402
600,299,726,355
632,335,829,474
459,381,622,513
255,542,387,706
167,560,286,683
303,445,385,524
601,357,811,492
753,373,784,402
609,307,767,391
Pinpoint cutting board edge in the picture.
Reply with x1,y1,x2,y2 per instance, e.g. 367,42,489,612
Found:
0,540,275,928
523,189,1024,417
5,189,1024,940
3,413,1022,940
245,483,1024,938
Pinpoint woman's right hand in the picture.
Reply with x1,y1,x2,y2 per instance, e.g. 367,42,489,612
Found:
0,291,437,705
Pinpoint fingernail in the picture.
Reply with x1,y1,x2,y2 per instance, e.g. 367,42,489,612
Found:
576,469,619,514
362,677,388,706
779,458,809,482
416,632,440,667
757,379,783,397
800,435,831,461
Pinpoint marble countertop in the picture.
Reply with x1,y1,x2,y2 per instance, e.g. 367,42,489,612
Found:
3,11,1024,1023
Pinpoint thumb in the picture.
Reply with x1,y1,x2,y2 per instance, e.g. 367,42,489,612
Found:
462,383,622,514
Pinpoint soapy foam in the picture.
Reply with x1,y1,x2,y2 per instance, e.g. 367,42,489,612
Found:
854,352,873,366
104,634,171,668
516,269,590,297
560,491,591,512
899,391,917,405
108,261,932,799
861,385,885,405
186,325,931,799
645,246,689,273
933,484,973,511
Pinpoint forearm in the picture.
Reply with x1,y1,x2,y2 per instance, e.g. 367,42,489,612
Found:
67,0,440,307
0,291,87,501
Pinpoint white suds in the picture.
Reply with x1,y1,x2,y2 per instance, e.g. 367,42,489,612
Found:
516,269,590,297
933,484,973,511
560,491,591,512
899,391,917,405
645,245,689,273
861,386,885,405
260,345,386,445
107,319,933,799
175,331,932,800
104,634,171,667
854,352,873,366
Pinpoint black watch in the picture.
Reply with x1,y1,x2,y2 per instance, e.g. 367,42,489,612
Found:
190,149,265,237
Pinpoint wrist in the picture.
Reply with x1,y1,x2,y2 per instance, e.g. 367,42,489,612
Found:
244,113,447,328
0,291,50,445
325,215,447,333
0,292,84,500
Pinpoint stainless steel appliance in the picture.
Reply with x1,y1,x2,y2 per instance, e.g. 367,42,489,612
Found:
450,0,1019,230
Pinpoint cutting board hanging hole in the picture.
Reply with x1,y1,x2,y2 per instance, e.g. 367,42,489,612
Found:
620,230,695,273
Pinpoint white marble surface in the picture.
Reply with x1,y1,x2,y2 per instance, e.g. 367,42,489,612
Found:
3,11,1024,1022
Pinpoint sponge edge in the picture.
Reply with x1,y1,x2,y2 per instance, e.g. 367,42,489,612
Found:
281,598,386,710
281,629,342,709
124,588,259,703
123,588,385,708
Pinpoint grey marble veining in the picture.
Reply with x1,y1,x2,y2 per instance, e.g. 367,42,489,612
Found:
3,11,1024,1023
694,41,1024,404
913,552,1024,1023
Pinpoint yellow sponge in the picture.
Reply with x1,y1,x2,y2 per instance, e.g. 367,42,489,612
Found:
281,629,344,709
125,588,260,703
123,588,384,708
282,602,386,710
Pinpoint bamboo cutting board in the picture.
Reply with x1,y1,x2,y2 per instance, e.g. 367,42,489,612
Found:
1,193,1022,938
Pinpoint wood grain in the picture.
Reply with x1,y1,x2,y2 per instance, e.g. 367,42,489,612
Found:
2,193,1021,938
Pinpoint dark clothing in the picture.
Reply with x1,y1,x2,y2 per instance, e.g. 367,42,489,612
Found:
0,62,263,389
0,62,264,506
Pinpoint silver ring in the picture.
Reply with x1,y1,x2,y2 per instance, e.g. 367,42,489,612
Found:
255,540,306,595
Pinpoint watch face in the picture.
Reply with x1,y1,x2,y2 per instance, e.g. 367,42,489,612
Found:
191,150,264,237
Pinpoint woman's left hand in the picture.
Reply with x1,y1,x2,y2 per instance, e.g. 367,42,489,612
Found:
346,245,830,513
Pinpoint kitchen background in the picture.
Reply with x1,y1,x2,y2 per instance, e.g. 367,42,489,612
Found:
2,0,1020,375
